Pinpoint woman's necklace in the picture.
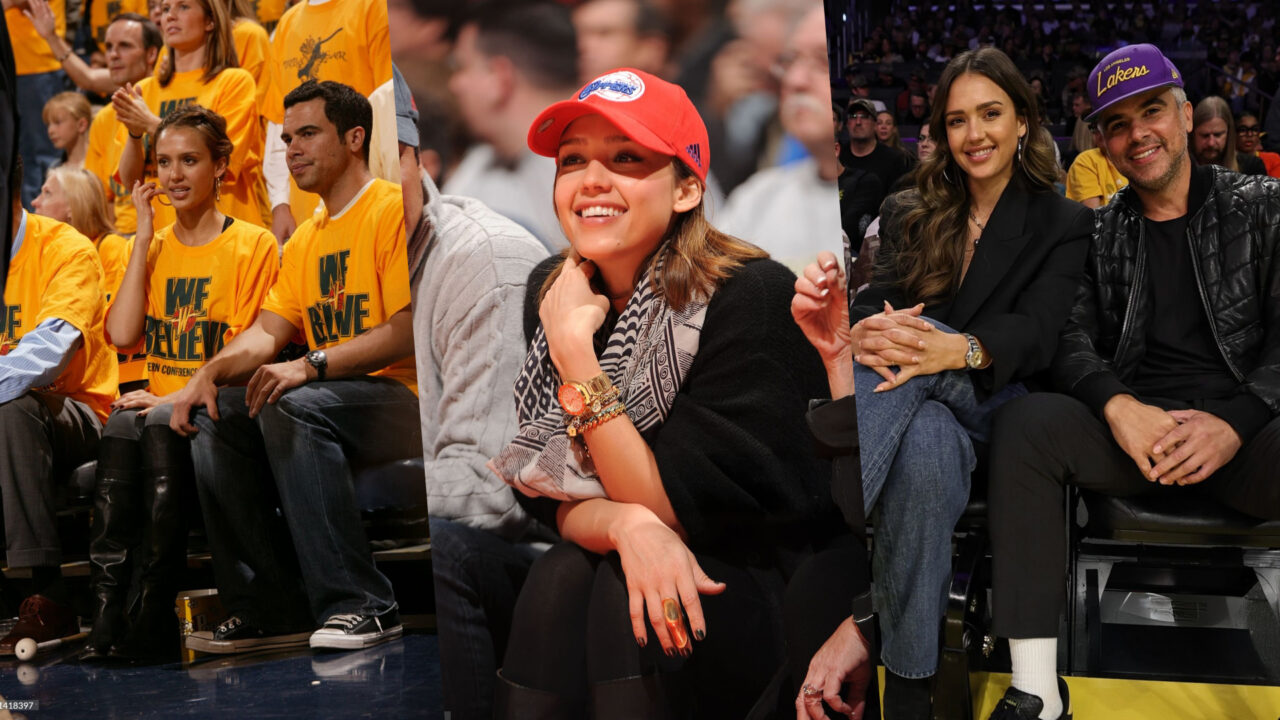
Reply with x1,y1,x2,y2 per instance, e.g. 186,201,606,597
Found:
968,208,989,246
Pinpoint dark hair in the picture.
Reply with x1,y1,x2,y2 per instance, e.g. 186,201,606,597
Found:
108,12,163,53
11,154,22,207
284,80,373,162
467,1,577,91
883,47,1060,306
155,104,235,166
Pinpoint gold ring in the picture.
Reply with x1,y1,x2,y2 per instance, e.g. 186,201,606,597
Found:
661,598,688,650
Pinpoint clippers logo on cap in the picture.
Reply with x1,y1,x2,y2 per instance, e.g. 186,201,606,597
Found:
578,71,646,103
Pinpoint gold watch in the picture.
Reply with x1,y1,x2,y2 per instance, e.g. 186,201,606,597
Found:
963,334,987,370
557,372,616,417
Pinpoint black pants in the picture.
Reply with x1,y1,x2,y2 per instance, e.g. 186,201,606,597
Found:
989,392,1280,638
501,542,785,719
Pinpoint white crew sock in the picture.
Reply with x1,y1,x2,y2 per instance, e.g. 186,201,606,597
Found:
1008,637,1062,719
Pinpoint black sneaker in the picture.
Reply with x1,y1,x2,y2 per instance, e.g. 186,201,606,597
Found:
988,677,1072,720
309,607,402,650
185,615,312,655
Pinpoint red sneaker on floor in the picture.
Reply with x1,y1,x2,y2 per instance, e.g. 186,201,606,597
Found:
0,595,79,654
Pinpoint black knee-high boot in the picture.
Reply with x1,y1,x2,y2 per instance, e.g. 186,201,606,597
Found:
111,425,193,662
82,437,142,661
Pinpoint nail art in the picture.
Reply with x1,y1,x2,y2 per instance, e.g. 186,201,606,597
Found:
694,629,705,641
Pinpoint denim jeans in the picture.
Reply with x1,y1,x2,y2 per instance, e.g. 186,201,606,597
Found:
429,517,544,720
190,379,422,628
854,319,1025,678
16,70,67,209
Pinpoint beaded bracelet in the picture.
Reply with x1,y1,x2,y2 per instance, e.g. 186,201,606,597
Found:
576,401,628,436
567,400,627,437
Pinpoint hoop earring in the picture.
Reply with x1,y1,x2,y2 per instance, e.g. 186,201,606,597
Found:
1017,135,1026,165
155,191,173,207
943,163,962,186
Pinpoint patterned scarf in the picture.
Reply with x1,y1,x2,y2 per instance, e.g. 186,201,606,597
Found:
487,262,707,501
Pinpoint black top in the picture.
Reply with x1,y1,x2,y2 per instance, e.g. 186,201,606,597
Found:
517,257,840,560
853,181,1093,397
842,143,913,208
1238,152,1268,177
1130,215,1239,402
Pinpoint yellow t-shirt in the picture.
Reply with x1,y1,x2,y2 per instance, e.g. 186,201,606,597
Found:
260,179,415,393
85,104,137,234
1066,148,1128,206
233,18,282,125
7,0,64,75
114,218,279,397
88,0,149,48
253,0,285,34
95,231,147,385
269,0,392,225
132,68,269,228
2,214,118,421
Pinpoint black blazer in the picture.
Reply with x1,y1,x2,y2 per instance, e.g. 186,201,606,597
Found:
852,181,1093,397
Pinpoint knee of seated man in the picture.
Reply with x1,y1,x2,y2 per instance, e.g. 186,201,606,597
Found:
990,392,1073,450
0,393,49,429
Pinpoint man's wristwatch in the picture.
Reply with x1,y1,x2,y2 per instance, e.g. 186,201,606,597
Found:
557,372,616,417
963,333,987,370
304,349,328,381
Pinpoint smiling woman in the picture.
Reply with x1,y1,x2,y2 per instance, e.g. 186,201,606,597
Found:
484,68,833,717
790,47,1093,717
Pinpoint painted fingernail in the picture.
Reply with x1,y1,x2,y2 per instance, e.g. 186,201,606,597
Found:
694,629,705,641
664,648,674,658
819,288,829,297
636,636,646,647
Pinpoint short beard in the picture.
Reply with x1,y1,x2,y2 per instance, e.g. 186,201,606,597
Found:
1128,145,1187,195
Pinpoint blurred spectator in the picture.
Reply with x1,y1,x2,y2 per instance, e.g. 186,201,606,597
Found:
842,97,912,199
1066,129,1128,209
915,122,937,160
902,90,929,126
41,91,90,171
572,0,669,82
7,0,68,209
894,69,925,119
1236,111,1280,178
848,70,886,113
718,3,841,271
875,110,906,154
1192,95,1266,175
442,1,578,250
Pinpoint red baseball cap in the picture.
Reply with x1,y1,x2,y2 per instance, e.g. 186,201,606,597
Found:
527,68,710,183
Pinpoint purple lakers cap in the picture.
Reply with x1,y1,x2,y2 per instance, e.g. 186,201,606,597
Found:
1086,44,1183,123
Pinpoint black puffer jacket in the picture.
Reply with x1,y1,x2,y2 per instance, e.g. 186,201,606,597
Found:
1053,165,1280,432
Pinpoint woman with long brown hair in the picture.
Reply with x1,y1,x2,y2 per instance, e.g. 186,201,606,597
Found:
791,47,1092,717
85,105,278,662
487,68,831,717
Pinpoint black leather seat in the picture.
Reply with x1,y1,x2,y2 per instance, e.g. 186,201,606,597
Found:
1070,490,1280,681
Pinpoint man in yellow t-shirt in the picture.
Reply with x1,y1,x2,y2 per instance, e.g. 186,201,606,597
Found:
262,0,396,244
169,81,417,653
0,161,119,651
1066,146,1129,209
83,13,162,234
7,0,69,209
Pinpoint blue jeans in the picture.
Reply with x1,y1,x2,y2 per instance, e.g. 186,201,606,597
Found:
429,517,544,720
855,320,1024,678
190,379,422,628
16,70,67,209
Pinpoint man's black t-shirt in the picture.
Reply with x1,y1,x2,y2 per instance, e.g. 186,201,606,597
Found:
843,143,913,206
1129,215,1239,402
